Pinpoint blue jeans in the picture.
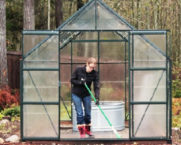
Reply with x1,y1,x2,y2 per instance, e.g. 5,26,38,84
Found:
72,93,91,125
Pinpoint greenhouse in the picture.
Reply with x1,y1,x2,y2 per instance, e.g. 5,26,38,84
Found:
21,0,172,142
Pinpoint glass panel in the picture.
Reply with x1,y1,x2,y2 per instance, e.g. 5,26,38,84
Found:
23,35,48,56
100,42,125,61
133,35,166,68
24,35,58,69
100,64,125,101
97,1,131,30
133,104,166,137
75,32,97,40
23,105,59,138
100,32,122,40
72,42,97,62
23,71,58,102
62,2,95,30
60,64,71,82
60,99,71,121
60,82,71,101
60,64,71,121
60,43,71,63
100,64,124,81
144,34,166,53
134,71,166,102
100,82,125,101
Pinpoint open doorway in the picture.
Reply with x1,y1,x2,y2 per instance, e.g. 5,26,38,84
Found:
59,30,129,139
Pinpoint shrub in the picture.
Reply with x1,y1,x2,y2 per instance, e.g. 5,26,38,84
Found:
0,113,4,120
3,106,20,117
0,86,19,111
172,61,181,98
172,98,181,128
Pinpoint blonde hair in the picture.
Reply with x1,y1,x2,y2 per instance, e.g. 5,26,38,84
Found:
86,57,97,64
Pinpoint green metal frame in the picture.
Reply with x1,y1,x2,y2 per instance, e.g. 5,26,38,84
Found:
21,29,171,142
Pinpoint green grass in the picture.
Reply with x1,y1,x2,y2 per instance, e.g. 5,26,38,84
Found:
60,101,71,120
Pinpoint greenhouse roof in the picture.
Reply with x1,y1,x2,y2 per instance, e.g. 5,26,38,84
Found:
58,0,134,30
23,0,168,60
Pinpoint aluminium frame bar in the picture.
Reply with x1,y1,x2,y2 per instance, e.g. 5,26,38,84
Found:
58,31,61,140
23,30,59,35
70,40,73,120
95,0,97,30
22,68,59,71
130,101,167,105
20,33,24,140
98,31,100,77
166,32,168,139
20,60,24,140
59,30,131,32
124,41,127,120
72,40,127,42
130,68,167,71
23,102,59,105
128,31,132,139
169,60,172,139
131,33,135,137
59,62,128,65
130,137,170,141
166,32,172,139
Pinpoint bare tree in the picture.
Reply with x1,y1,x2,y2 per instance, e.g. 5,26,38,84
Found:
24,0,35,30
23,0,35,56
55,0,63,27
0,0,8,87
48,0,50,29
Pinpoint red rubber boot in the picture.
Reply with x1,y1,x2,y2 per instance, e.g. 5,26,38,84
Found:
78,125,86,138
85,125,94,137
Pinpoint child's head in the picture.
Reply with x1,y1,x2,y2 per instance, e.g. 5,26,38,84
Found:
86,57,97,72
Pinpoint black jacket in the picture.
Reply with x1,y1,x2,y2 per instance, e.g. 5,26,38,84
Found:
71,66,100,99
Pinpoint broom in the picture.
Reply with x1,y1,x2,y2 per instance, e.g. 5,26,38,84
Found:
84,83,121,138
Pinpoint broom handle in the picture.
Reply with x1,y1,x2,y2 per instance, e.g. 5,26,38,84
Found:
84,83,121,138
